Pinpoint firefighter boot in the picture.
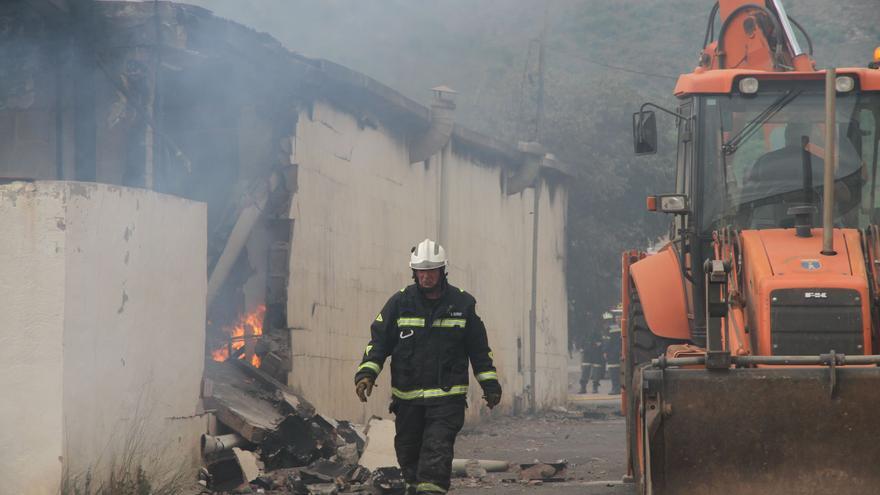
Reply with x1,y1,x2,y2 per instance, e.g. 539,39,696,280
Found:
609,367,621,395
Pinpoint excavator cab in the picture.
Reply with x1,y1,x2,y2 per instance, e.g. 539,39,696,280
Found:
645,79,880,239
623,2,880,494
701,84,873,230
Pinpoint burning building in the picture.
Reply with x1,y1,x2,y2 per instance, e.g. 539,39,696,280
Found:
0,1,570,492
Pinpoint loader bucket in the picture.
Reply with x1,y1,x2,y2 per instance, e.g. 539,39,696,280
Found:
640,366,880,495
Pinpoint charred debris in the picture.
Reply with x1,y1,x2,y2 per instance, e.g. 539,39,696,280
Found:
201,358,379,494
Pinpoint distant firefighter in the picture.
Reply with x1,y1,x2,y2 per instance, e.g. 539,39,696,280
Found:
580,332,606,394
605,306,622,395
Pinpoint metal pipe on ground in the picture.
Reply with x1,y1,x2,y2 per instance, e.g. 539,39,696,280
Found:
201,433,245,456
451,459,511,476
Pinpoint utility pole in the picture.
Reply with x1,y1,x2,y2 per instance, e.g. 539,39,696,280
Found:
534,3,547,142
147,0,163,190
528,2,549,414
72,0,97,182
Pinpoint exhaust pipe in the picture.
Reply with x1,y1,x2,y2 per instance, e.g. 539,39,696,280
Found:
201,433,245,456
821,68,836,256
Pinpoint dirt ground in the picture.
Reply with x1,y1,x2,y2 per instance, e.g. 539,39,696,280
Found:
450,378,635,494
203,372,636,494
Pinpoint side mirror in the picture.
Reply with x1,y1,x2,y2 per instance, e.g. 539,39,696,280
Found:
647,194,689,214
633,110,657,155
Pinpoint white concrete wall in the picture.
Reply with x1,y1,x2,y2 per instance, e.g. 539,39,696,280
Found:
533,181,569,406
0,181,207,494
287,102,569,422
0,181,67,495
439,149,531,413
441,152,569,413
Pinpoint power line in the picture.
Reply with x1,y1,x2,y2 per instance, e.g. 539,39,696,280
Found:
549,47,679,81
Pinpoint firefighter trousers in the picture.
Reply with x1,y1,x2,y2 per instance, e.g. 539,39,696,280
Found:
392,400,466,493
607,362,621,393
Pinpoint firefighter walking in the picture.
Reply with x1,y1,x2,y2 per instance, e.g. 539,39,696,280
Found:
354,239,502,494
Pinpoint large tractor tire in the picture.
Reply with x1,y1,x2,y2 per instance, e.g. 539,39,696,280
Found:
624,281,688,489
628,286,686,364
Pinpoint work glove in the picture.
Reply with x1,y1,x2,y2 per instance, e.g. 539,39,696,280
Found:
483,382,502,409
484,391,502,409
355,376,376,403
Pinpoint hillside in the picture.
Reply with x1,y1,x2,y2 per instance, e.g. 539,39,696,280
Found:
187,0,879,341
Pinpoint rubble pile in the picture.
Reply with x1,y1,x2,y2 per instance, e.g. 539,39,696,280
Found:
201,359,403,494
200,359,522,494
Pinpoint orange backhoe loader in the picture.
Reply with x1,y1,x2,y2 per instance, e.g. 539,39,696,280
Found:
624,1,880,493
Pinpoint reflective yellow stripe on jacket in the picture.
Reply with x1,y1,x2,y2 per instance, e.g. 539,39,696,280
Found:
434,318,467,328
391,385,468,400
397,317,425,327
358,361,382,374
476,371,498,382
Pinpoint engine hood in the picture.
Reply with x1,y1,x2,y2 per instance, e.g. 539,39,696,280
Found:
746,228,859,277
737,228,871,357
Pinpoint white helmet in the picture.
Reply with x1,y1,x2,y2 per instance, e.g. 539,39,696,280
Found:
410,238,447,270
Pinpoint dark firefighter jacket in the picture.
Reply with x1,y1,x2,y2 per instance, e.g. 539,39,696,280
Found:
354,283,500,404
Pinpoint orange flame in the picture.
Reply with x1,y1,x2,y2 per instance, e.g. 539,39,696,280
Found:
211,304,265,367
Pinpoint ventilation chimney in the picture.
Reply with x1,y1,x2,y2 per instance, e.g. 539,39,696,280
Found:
409,86,456,164
507,141,556,194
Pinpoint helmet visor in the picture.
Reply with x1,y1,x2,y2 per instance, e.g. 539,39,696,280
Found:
410,260,447,270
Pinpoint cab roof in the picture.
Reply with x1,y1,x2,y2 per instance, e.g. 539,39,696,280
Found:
674,68,880,96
